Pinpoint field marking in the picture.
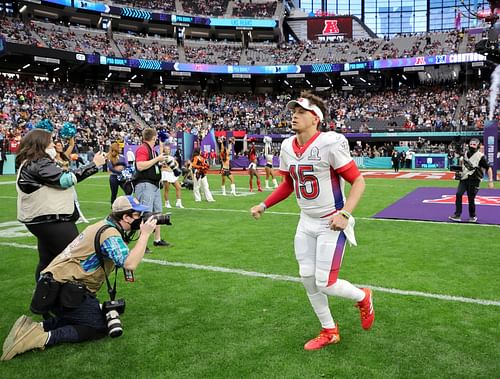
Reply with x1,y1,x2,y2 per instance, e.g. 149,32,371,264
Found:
0,197,497,227
143,258,500,307
180,207,500,228
0,240,498,307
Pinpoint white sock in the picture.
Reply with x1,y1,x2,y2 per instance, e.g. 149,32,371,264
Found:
230,183,236,194
265,180,270,188
272,178,278,188
221,186,226,195
319,279,365,301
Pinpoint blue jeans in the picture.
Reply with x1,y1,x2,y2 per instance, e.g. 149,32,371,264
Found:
134,182,162,213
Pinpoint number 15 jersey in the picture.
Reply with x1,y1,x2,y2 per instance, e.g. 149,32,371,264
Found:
279,131,360,218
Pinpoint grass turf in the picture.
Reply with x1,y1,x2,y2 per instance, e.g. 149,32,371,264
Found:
0,173,498,378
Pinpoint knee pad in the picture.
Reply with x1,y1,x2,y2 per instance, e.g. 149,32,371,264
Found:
301,276,318,295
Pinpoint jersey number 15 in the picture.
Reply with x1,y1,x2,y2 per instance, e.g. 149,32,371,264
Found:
289,164,319,200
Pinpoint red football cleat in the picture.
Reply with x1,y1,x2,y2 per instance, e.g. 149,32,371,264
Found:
356,288,374,330
304,327,340,351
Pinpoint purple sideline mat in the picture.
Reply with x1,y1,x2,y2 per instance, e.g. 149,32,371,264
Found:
373,187,500,225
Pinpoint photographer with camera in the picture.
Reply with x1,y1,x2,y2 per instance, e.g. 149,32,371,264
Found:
1,196,157,361
449,138,494,223
134,127,174,249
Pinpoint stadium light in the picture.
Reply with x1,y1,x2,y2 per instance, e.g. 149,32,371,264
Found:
402,74,407,80
131,74,137,80
284,80,289,85
342,78,348,84
53,67,59,72
359,77,366,83
19,5,27,13
107,73,112,78
22,64,30,69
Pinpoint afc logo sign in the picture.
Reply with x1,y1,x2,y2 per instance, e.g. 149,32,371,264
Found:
322,20,339,35
423,195,500,206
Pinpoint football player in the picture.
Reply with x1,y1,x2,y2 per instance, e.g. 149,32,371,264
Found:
250,91,374,350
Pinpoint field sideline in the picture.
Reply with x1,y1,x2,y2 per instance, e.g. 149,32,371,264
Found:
0,173,499,378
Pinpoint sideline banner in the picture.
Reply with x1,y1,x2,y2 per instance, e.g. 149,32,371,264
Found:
483,120,498,181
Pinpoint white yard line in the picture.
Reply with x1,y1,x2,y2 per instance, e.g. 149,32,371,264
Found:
0,240,498,307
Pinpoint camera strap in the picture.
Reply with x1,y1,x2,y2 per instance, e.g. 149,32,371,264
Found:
94,224,118,301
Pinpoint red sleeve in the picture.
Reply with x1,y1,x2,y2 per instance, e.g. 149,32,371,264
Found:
135,145,149,163
263,173,294,208
336,161,361,184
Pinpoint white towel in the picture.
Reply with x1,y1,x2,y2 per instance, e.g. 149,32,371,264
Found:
343,216,357,247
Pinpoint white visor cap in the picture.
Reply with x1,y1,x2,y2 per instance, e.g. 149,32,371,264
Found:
286,97,324,123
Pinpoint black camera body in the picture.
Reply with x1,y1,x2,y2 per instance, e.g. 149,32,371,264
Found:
143,212,172,225
450,165,462,180
102,299,126,338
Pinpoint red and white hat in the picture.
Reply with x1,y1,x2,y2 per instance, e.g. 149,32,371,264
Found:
286,97,324,122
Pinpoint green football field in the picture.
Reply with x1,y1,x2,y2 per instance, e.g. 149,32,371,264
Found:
0,173,498,379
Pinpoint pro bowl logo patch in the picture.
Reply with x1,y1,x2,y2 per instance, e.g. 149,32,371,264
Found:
423,195,500,206
307,146,321,161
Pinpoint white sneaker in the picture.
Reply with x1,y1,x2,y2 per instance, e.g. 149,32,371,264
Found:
176,202,184,208
165,202,172,208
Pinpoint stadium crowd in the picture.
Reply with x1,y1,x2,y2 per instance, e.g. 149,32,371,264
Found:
1,17,474,66
106,0,176,13
1,75,494,158
232,1,278,18
114,35,179,61
181,0,229,17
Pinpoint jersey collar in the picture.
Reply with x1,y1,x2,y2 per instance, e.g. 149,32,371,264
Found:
292,131,321,158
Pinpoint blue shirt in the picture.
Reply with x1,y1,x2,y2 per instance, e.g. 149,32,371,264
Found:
81,221,129,272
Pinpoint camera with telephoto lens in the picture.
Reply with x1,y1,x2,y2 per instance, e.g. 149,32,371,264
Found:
164,155,182,177
102,299,126,338
450,165,462,180
142,212,172,225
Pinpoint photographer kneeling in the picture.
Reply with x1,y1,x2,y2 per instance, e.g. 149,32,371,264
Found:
1,196,157,361
449,138,494,223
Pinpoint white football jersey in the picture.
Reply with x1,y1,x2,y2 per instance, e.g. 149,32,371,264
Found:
279,131,354,218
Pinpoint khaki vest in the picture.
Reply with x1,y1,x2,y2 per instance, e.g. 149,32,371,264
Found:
43,220,122,293
460,151,483,180
16,163,75,223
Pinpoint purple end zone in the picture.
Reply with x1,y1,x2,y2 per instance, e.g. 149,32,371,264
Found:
373,187,500,225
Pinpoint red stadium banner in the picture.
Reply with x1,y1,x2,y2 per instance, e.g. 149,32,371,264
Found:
233,130,246,138
307,17,353,41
